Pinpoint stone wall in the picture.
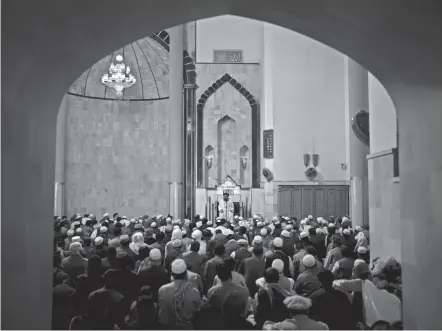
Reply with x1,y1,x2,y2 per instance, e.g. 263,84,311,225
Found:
368,150,401,262
65,94,170,217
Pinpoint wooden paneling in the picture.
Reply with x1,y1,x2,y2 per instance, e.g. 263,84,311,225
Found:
278,185,349,219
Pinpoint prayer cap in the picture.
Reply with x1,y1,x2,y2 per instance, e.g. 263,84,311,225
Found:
192,230,202,240
357,246,368,254
120,235,129,243
272,259,284,273
302,254,316,268
355,225,362,232
134,223,142,229
172,239,182,248
69,242,82,254
260,228,268,236
285,225,293,231
237,239,248,245
300,231,308,239
94,236,104,245
196,221,203,228
257,221,263,227
253,235,263,244
300,219,307,225
100,226,108,233
75,227,83,234
171,259,187,274
103,213,109,218
343,228,351,235
273,237,283,248
71,236,81,243
315,228,322,235
308,215,313,220
281,230,290,238
328,223,335,228
151,222,157,228
284,295,312,310
130,218,136,223
149,248,161,261
67,229,74,237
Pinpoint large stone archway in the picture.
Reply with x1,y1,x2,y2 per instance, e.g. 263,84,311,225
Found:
2,1,442,329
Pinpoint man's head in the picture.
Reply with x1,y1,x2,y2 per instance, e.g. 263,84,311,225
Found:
264,267,280,284
223,192,229,202
216,262,232,282
190,240,200,253
283,295,312,316
317,270,334,289
171,259,187,280
214,243,226,256
341,245,352,258
155,231,164,242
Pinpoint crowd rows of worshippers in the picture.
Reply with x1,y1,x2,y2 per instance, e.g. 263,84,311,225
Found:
53,212,403,330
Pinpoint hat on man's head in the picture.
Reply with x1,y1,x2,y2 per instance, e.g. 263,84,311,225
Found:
315,228,323,235
260,228,268,236
355,225,362,232
72,236,81,243
134,223,143,229
302,254,316,268
94,236,104,245
237,238,248,245
120,235,129,243
357,246,368,254
69,242,82,254
67,229,75,237
328,223,335,228
171,259,187,274
273,237,283,248
308,215,313,220
343,228,351,235
283,295,312,311
300,231,308,239
281,230,290,238
151,222,157,228
100,226,108,233
149,248,162,261
285,225,293,231
253,235,263,244
196,221,203,228
172,239,182,248
272,259,284,273
75,227,83,234
103,213,109,218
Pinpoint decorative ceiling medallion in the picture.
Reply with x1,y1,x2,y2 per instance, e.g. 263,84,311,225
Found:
352,110,370,147
101,54,136,98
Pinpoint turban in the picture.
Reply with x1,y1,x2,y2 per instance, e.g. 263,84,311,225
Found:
284,295,312,310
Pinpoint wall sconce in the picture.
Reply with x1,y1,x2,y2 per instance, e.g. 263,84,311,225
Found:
303,154,310,168
186,118,193,134
205,155,213,169
240,157,248,170
312,153,319,167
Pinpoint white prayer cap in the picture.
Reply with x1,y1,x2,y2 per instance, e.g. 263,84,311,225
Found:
317,217,323,222
196,221,203,228
103,213,109,218
94,236,104,245
253,235,263,244
120,235,129,243
355,225,362,232
253,214,259,219
257,222,263,227
151,222,157,228
284,295,312,311
75,227,83,234
315,228,322,235
192,230,202,240
354,259,366,267
134,223,142,229
69,242,82,254
273,237,283,248
272,259,285,273
300,231,308,239
272,216,278,221
172,239,182,248
93,224,101,230
357,246,368,254
285,225,293,231
284,216,290,221
260,228,268,236
302,254,316,268
308,215,313,220
237,239,248,245
157,215,163,219
239,216,244,221
100,226,108,233
67,229,75,237
72,236,81,243
328,223,335,228
181,230,187,236
173,225,180,230
300,219,307,225
281,230,290,238
207,220,213,226
166,217,172,222
171,259,187,274
342,216,350,223
343,228,351,235
130,218,136,223
149,248,162,261
234,215,239,219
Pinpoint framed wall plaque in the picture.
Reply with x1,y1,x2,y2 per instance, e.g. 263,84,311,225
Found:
263,129,274,159
213,50,243,63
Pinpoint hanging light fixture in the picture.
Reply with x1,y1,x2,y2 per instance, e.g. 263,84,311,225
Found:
102,54,136,98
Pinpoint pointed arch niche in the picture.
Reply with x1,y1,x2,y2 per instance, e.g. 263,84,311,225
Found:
196,73,260,188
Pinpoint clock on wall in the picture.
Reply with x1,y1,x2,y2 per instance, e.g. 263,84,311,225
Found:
352,110,370,147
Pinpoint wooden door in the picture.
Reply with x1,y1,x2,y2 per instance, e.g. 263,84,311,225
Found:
278,185,349,219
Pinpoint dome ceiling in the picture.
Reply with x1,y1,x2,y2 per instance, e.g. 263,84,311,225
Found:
68,36,169,100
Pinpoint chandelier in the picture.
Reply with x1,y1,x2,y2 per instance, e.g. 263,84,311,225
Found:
101,54,136,98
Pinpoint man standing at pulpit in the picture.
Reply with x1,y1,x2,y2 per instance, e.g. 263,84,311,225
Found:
218,192,234,224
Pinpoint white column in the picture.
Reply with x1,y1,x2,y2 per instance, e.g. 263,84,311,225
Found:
345,57,370,227
261,23,276,220
168,25,184,219
54,95,68,216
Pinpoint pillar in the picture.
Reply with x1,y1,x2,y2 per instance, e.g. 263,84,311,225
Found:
345,57,370,227
391,85,442,330
54,95,68,216
261,23,276,220
184,83,197,219
168,25,185,219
